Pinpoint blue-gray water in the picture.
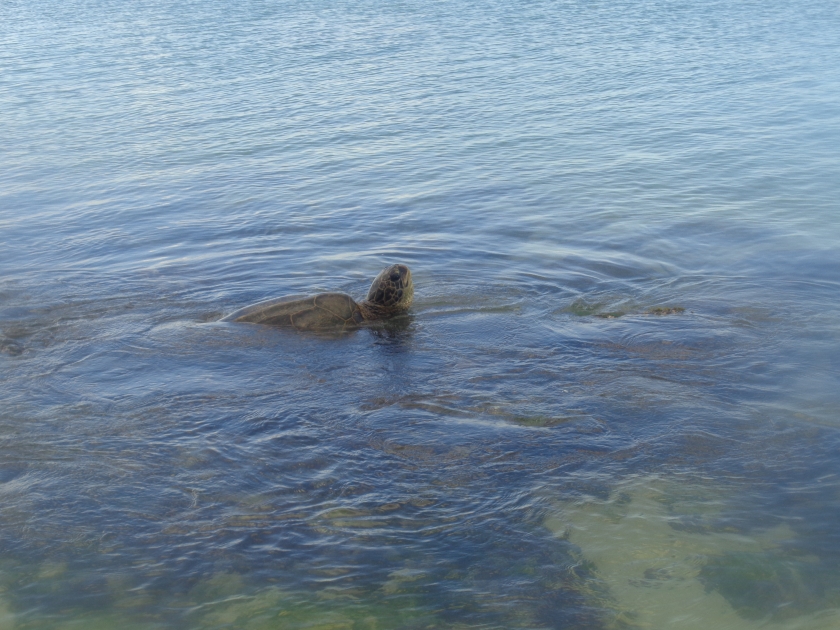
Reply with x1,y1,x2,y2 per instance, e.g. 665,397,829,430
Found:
2,0,840,628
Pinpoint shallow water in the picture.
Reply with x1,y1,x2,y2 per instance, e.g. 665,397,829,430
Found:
2,0,840,628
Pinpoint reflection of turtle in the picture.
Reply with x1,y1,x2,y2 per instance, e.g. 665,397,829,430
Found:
222,264,413,330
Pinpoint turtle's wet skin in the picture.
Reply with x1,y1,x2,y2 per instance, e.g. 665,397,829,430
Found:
222,264,413,330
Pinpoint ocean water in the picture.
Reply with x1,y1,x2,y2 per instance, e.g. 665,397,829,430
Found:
2,0,840,628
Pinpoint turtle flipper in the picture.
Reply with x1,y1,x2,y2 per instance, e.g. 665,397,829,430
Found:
288,294,361,330
289,306,342,330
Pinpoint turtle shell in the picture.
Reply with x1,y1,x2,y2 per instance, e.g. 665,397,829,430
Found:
222,292,364,330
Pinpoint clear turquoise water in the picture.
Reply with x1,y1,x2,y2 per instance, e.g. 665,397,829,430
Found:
2,0,840,628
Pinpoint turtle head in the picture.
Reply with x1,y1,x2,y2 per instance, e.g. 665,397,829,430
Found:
365,264,413,314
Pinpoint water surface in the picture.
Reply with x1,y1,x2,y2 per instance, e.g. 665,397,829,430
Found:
2,0,840,628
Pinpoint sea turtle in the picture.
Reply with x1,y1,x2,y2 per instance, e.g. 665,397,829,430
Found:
221,264,413,330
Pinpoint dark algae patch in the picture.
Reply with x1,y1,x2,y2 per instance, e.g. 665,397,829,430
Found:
646,306,685,316
562,298,686,319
